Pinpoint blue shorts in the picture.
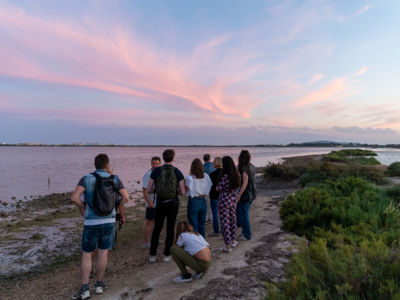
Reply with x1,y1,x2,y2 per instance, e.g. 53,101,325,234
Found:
82,223,116,252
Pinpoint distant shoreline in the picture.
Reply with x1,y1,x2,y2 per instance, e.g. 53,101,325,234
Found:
1,143,400,148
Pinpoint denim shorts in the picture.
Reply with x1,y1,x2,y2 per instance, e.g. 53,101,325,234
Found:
82,223,116,252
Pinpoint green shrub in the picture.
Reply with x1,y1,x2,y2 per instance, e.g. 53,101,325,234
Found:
387,162,400,176
263,162,302,180
323,149,378,164
350,156,381,165
271,175,400,299
267,238,400,300
298,162,385,186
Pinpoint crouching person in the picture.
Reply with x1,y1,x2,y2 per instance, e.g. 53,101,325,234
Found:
71,154,129,299
170,221,211,283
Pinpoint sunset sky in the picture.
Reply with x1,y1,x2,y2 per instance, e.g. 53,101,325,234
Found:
1,0,400,145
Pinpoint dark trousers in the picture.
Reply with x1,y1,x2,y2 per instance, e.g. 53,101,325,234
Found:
150,199,179,256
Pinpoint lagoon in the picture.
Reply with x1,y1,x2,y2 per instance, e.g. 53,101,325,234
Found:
1,146,399,203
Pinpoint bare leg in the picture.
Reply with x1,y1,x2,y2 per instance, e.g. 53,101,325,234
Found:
143,219,155,245
81,252,93,284
96,249,108,282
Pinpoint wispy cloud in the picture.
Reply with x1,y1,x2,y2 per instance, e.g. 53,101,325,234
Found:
309,73,324,85
352,66,369,77
294,78,347,107
354,4,373,16
0,4,263,119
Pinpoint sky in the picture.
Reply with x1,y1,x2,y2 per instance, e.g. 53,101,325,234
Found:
0,0,400,145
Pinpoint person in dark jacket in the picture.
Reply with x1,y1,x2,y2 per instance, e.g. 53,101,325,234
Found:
209,157,223,236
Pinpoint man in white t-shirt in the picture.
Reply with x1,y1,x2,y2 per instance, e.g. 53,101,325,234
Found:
142,156,161,248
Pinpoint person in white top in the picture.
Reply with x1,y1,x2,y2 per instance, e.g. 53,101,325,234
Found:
170,221,211,283
185,158,212,237
142,156,161,248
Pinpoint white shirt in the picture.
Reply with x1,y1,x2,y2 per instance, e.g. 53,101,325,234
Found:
176,232,209,256
143,169,156,207
185,174,212,197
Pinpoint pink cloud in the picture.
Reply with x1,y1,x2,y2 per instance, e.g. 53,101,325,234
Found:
294,78,347,107
309,73,324,85
0,4,262,120
352,66,369,77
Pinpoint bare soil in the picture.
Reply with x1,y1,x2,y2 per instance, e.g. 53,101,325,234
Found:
1,180,301,300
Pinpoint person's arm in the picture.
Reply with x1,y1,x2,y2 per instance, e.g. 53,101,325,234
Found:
178,179,186,195
146,178,155,193
118,188,129,225
143,188,154,208
237,172,249,202
71,185,85,215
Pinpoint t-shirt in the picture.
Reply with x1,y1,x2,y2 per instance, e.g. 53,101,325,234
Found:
176,232,209,256
150,164,184,200
77,170,125,226
142,169,156,207
209,168,223,199
203,162,215,175
185,174,212,197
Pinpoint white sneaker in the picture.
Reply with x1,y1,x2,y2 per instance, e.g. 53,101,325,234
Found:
232,240,238,248
149,256,157,263
173,274,192,283
95,282,107,294
163,255,171,263
193,272,204,280
72,288,90,300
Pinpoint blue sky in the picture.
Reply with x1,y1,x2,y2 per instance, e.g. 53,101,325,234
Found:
0,0,400,144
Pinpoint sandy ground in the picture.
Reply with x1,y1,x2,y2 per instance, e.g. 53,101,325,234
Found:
96,182,301,300
1,180,302,300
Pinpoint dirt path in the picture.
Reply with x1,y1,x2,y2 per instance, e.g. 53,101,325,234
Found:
97,185,301,300
1,183,301,300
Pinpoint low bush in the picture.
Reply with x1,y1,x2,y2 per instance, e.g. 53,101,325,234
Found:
323,149,379,165
298,162,385,186
387,161,400,176
268,177,400,299
263,162,303,180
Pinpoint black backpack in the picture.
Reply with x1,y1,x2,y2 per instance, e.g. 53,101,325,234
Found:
155,166,178,200
88,172,120,216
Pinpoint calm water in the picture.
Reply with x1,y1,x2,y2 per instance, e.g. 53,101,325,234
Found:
0,146,399,202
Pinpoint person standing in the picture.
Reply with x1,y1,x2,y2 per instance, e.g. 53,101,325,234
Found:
142,156,161,248
203,154,215,175
185,158,212,237
236,150,257,241
146,149,186,263
71,154,129,300
217,156,241,253
209,157,223,236
203,154,215,222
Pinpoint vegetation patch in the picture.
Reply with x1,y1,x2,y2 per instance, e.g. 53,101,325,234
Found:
267,175,400,299
323,149,380,165
387,161,400,177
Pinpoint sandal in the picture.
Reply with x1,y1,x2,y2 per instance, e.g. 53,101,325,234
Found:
219,246,232,253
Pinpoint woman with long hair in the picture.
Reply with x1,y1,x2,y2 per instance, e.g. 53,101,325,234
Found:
236,150,257,240
216,156,241,252
185,158,212,237
170,221,211,283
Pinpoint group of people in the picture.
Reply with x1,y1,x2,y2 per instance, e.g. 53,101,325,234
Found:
70,149,256,299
